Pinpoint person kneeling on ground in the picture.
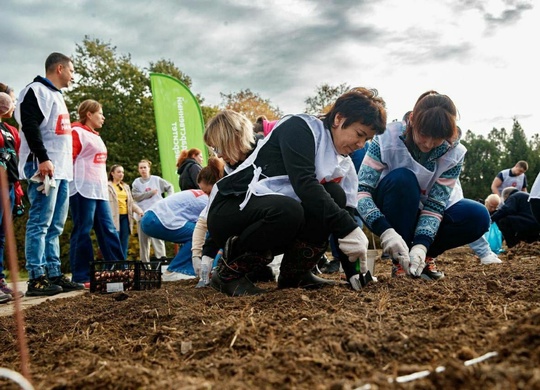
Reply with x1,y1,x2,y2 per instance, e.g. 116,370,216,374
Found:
356,90,490,280
492,187,540,248
140,158,224,282
204,88,387,296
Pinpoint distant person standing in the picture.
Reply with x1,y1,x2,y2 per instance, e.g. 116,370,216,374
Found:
69,100,125,284
132,159,174,261
108,164,143,259
15,52,83,296
491,161,528,196
176,148,203,190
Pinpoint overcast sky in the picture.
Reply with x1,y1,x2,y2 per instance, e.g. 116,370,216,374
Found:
1,0,537,138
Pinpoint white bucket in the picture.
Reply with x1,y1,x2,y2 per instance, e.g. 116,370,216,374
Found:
366,249,378,275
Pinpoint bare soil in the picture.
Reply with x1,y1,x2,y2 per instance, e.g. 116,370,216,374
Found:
1,244,540,390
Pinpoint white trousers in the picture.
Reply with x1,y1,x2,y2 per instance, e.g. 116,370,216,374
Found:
137,223,166,261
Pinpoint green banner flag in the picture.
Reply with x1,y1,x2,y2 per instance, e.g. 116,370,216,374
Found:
150,73,207,192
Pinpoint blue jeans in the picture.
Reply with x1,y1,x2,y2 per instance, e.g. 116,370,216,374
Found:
24,162,69,279
0,184,14,279
69,193,125,283
468,236,491,258
140,211,195,275
375,168,490,257
118,214,130,259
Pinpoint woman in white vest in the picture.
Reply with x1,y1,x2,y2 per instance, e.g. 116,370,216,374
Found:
357,91,490,280
69,100,125,285
204,88,387,296
140,157,224,282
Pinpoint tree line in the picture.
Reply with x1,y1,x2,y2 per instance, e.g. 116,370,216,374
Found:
6,36,540,272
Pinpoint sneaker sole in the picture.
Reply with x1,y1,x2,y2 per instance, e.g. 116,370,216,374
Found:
420,273,445,281
25,290,63,297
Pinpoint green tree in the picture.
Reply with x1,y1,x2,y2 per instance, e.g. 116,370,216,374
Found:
66,36,159,183
220,89,281,122
460,130,501,200
304,83,350,114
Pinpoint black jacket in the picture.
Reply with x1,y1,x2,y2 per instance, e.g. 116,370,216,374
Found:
177,158,202,190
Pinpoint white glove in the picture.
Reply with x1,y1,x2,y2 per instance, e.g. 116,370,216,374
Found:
338,227,369,273
32,172,56,196
192,256,202,276
409,244,427,276
380,228,409,260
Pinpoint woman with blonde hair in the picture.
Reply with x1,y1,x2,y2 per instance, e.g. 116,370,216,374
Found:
70,99,124,285
108,164,143,259
176,148,203,190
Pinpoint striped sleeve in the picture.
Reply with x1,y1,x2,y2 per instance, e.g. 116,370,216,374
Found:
357,137,392,236
413,161,463,248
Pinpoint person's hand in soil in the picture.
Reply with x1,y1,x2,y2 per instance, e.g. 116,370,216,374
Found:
409,244,427,276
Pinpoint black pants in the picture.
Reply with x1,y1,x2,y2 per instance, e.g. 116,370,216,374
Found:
497,215,540,248
207,182,349,256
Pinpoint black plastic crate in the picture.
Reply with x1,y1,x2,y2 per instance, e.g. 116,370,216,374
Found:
90,260,162,293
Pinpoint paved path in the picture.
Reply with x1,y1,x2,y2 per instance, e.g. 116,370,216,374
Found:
0,281,85,318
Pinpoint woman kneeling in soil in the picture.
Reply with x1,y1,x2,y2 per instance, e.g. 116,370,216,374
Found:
357,91,490,280
204,88,387,296
140,158,224,281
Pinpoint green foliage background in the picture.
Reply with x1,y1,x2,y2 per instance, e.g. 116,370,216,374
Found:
5,37,540,277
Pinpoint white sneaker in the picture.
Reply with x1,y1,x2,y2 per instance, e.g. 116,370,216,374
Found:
162,271,196,282
480,253,502,265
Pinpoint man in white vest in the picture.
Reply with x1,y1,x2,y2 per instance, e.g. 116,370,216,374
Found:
491,160,528,197
15,52,84,296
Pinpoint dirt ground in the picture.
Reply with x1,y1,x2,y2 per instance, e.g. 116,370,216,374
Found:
0,243,539,390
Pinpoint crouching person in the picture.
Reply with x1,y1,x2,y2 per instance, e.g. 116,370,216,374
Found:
357,91,490,280
139,158,224,281
204,88,388,296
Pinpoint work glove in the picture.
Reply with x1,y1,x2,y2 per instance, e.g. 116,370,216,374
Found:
380,228,409,259
30,171,56,196
409,244,427,277
338,227,369,273
195,255,214,288
192,256,202,276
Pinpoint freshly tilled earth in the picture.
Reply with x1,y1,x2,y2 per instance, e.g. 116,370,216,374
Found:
1,243,539,389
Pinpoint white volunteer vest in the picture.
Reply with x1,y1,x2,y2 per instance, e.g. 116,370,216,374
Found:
497,168,525,194
147,189,208,230
378,121,466,209
69,126,108,200
214,114,358,211
133,176,166,211
15,81,72,180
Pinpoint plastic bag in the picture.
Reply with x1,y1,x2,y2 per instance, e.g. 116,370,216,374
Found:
484,222,503,254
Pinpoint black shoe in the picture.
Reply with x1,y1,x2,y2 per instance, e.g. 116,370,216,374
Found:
278,271,337,289
209,272,266,297
50,275,85,292
246,265,275,282
420,258,445,280
26,275,63,297
319,259,340,274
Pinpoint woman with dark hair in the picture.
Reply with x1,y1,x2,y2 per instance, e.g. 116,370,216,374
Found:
69,100,124,285
107,164,143,259
204,87,387,296
176,148,203,190
357,90,490,280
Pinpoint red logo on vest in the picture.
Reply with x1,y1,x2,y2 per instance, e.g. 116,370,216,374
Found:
320,177,343,184
55,113,71,135
94,153,107,164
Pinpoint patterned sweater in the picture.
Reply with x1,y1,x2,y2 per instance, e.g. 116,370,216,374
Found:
357,124,464,249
